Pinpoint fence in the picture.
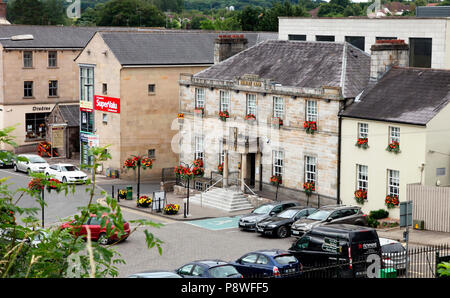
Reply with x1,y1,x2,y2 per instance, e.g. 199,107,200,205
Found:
243,244,450,279
408,183,450,233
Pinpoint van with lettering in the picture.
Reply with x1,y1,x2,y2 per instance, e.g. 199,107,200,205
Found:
288,224,382,278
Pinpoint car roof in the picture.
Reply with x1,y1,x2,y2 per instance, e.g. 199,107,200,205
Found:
53,163,75,167
192,260,229,267
251,249,292,257
19,154,41,157
379,238,401,246
318,205,360,211
313,224,375,234
285,206,312,211
129,271,182,278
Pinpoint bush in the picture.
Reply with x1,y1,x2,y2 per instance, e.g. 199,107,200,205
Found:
367,216,379,228
369,209,389,220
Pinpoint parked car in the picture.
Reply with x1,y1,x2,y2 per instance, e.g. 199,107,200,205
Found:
0,228,49,248
255,206,317,238
13,154,49,174
0,150,13,168
380,237,408,275
290,205,367,237
128,271,183,278
238,201,301,231
60,214,130,245
175,260,243,278
231,249,302,278
289,224,381,278
45,163,88,184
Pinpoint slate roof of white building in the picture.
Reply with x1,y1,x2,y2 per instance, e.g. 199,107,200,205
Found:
340,67,450,125
193,40,371,98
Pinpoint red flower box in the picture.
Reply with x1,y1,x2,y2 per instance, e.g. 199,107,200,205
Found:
303,121,317,134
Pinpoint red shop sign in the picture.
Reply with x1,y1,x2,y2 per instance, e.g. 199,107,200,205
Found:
94,95,120,113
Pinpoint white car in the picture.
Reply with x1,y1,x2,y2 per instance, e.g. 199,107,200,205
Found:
45,163,88,184
13,154,49,174
380,237,408,274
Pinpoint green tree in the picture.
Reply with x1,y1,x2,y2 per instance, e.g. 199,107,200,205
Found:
42,0,70,25
190,15,209,29
239,5,263,31
0,127,163,277
96,0,166,27
7,0,45,25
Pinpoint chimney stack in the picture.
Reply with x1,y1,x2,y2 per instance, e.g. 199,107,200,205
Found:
370,39,409,82
0,0,6,20
214,34,248,64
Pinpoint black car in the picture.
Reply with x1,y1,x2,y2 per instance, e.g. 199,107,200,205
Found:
231,249,302,278
0,150,13,168
175,260,243,278
238,201,301,231
128,271,183,278
255,206,317,238
289,224,382,278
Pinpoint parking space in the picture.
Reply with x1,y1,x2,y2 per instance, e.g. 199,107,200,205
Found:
184,216,243,231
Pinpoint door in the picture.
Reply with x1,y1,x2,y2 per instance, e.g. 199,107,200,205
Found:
236,253,258,277
249,153,256,188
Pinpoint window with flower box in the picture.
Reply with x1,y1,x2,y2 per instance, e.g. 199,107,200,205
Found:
195,135,204,160
305,156,317,184
195,88,205,109
358,123,368,139
306,100,317,122
220,90,230,112
246,93,257,116
357,164,368,192
273,96,284,119
273,150,283,176
389,126,400,143
388,169,400,197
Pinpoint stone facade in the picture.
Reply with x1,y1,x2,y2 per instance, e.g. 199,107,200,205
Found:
178,74,344,202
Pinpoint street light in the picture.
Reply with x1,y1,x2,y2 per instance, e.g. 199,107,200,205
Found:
0,34,34,41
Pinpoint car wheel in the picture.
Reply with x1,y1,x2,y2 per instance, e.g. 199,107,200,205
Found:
98,233,109,245
62,177,67,183
277,226,288,238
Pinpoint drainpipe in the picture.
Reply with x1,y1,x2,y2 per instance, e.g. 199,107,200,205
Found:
337,114,342,205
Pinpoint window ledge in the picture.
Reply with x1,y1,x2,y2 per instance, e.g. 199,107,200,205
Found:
47,67,59,69
23,96,35,99
22,67,34,70
25,138,46,143
48,96,59,98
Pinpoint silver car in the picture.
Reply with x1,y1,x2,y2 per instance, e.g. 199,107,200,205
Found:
13,154,49,174
380,238,408,274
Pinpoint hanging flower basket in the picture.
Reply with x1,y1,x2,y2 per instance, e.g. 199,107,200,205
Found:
386,141,401,154
219,111,229,121
303,181,315,196
124,157,138,169
164,204,180,215
270,175,282,186
193,159,203,168
217,163,224,174
28,178,44,191
354,189,367,204
385,194,399,209
192,166,204,178
178,113,184,119
141,157,154,169
47,178,61,190
303,121,317,134
355,138,369,149
137,195,152,208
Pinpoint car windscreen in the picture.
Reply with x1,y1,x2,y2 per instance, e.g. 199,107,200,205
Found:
306,210,331,221
274,255,297,265
278,209,299,218
252,205,273,215
28,156,46,163
61,166,78,172
208,265,240,278
382,243,405,254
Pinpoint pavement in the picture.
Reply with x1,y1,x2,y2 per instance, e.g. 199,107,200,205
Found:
377,227,450,246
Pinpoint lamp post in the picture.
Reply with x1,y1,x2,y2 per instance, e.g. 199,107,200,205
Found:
176,159,204,216
124,155,154,200
0,34,34,41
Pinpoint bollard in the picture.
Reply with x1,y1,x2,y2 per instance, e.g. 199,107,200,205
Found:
184,202,187,218
112,185,115,199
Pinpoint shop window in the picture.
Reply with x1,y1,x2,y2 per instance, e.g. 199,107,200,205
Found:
25,113,48,140
81,111,94,133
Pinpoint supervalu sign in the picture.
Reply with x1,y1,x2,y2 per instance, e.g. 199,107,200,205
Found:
94,95,120,113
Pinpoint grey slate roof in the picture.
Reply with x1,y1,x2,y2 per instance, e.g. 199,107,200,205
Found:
98,31,277,66
340,67,450,125
194,40,370,98
58,104,80,127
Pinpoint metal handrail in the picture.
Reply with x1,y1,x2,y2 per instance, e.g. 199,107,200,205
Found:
200,177,224,207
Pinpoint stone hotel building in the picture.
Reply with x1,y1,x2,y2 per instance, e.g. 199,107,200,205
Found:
178,38,370,203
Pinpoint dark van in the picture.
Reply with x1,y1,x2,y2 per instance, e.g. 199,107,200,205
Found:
288,224,381,278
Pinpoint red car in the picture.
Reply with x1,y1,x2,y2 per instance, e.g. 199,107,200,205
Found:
60,214,130,245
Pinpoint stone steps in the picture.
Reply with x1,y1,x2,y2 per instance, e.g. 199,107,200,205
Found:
190,187,254,212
